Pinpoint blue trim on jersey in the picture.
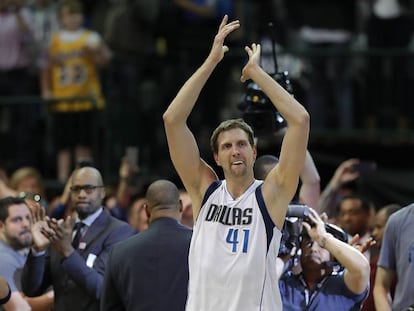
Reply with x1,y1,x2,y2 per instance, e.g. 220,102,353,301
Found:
200,180,222,211
255,184,275,250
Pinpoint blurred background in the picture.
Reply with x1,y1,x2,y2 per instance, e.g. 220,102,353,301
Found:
1,0,414,208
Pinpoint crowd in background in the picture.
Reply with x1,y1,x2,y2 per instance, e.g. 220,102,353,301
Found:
1,2,414,308
0,0,414,188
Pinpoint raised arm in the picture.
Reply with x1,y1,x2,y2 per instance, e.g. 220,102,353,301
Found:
163,15,240,217
298,150,320,210
304,209,370,295
318,158,360,219
241,44,310,228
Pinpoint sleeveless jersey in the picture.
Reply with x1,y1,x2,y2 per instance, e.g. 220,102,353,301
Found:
186,180,282,311
48,30,104,113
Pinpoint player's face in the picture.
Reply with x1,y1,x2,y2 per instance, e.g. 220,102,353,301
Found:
214,128,256,178
0,204,32,250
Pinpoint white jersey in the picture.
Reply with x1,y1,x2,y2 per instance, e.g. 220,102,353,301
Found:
186,180,282,311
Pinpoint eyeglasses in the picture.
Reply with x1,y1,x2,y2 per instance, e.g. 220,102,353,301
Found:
70,185,104,194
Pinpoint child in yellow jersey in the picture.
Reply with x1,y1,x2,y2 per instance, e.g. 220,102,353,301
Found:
41,0,111,183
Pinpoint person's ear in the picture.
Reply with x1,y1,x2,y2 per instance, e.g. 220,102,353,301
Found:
179,199,183,213
0,221,6,237
144,204,150,218
100,187,106,201
252,144,257,160
213,152,221,167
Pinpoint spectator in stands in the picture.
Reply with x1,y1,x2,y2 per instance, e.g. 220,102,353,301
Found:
9,167,45,198
374,202,414,310
0,196,54,310
337,194,374,260
126,194,148,233
41,0,111,184
21,166,135,311
318,158,362,222
0,166,49,212
362,203,400,311
279,208,370,310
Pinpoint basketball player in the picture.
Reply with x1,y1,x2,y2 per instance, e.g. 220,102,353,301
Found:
163,15,310,311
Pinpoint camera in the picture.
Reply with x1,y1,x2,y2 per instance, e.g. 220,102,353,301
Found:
278,204,310,257
278,204,348,257
238,71,292,137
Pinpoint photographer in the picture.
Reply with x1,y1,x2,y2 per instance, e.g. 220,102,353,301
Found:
279,208,370,310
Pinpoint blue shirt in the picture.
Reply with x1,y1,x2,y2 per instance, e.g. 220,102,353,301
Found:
0,241,28,292
279,271,368,311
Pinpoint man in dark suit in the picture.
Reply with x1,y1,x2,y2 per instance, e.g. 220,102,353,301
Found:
21,167,136,311
101,179,192,311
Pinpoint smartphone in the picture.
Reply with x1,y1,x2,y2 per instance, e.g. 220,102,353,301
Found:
125,146,139,168
352,161,377,173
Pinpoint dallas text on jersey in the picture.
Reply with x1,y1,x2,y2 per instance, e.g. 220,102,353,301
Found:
205,204,253,226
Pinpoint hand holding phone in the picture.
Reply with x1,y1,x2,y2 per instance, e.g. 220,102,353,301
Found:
352,161,377,174
125,146,139,172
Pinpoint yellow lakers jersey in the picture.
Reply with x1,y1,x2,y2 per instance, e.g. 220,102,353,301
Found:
49,30,105,112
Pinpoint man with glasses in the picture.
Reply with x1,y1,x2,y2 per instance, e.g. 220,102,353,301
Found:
278,208,370,310
21,166,135,311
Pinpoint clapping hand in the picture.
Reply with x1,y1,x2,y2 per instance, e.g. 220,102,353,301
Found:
208,15,240,64
42,217,75,258
28,202,50,252
241,43,261,83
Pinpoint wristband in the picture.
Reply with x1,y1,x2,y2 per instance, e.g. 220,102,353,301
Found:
0,284,11,305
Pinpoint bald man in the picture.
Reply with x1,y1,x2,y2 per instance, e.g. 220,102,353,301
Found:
101,179,193,311
22,167,136,311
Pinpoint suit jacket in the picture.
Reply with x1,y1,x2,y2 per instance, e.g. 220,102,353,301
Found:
101,217,192,311
22,208,136,311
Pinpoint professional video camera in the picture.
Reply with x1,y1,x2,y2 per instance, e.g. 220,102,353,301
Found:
278,204,348,258
237,23,293,137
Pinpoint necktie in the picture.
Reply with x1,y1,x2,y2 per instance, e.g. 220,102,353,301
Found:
72,222,86,249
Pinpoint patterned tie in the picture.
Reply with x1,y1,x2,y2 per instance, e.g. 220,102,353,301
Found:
72,222,86,249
